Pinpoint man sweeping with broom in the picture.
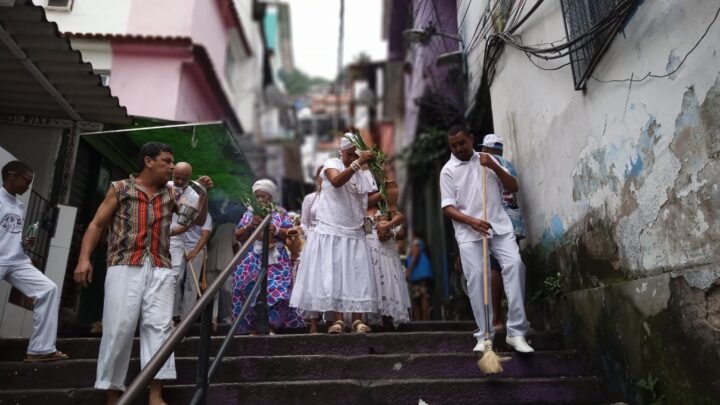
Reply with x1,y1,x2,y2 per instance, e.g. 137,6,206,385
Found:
440,125,534,373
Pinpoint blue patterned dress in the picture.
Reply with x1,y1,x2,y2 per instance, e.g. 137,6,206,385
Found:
232,209,305,333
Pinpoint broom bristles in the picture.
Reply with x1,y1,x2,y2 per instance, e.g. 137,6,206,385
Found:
477,340,504,374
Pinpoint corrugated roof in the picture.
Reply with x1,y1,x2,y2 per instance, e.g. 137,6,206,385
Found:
0,0,131,125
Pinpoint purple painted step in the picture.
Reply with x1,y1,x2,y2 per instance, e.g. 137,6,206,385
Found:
0,330,564,361
0,351,590,389
56,321,479,338
0,377,612,405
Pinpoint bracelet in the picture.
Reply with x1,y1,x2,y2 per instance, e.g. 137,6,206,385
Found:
350,160,361,171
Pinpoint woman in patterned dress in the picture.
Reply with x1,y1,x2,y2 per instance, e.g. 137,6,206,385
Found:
366,204,411,329
232,179,305,334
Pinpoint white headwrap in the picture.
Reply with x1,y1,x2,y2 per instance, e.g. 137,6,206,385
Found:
340,133,356,150
252,179,278,201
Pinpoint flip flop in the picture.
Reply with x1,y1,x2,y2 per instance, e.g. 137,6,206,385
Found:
24,351,70,362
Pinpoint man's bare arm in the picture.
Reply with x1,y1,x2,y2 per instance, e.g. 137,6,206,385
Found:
74,186,119,287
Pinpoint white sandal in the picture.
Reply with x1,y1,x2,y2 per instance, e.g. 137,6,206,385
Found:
328,320,345,334
352,320,371,334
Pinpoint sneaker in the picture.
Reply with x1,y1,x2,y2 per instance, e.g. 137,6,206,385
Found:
472,338,486,353
506,335,534,353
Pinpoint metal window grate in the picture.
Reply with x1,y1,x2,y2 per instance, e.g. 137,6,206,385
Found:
23,190,55,272
560,0,629,90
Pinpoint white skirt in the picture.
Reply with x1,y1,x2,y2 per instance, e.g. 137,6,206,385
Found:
366,231,411,326
290,222,378,313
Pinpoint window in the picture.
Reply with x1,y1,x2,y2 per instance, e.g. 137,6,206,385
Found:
560,0,633,90
46,0,74,11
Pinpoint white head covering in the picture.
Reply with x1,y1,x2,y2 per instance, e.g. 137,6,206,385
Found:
481,133,504,150
340,133,357,150
252,179,278,201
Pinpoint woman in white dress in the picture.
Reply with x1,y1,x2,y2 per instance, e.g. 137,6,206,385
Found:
298,167,324,333
366,205,411,328
290,136,380,334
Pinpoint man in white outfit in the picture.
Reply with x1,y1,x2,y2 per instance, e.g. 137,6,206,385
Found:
0,161,68,362
439,125,534,354
168,162,201,321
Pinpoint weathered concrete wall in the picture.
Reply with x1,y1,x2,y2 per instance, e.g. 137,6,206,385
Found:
464,0,720,402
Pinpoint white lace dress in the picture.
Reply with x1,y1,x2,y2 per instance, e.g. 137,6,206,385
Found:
366,223,411,326
290,158,379,313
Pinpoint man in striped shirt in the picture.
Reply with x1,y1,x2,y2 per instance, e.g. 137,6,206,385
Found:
74,142,208,405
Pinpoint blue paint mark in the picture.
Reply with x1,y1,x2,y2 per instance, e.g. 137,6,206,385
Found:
539,215,566,251
629,103,635,111
550,215,564,238
625,154,644,178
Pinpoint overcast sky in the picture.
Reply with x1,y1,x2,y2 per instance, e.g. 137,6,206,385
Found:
286,0,388,80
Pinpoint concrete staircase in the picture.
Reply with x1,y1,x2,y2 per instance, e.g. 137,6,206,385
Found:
0,322,617,404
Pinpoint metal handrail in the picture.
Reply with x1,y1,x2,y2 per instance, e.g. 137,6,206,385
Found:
118,214,273,405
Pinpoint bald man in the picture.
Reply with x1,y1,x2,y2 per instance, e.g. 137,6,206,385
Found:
168,162,207,321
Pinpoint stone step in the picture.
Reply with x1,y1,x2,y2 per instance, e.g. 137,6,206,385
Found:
0,330,563,361
0,377,613,405
56,321,480,338
0,351,590,389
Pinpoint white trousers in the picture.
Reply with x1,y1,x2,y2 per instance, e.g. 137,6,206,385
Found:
172,248,205,320
458,232,529,339
95,259,176,391
0,261,58,355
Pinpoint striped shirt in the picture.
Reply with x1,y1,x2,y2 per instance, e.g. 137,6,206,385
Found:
106,177,175,268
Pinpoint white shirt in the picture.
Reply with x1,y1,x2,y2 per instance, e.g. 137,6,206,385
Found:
185,213,212,250
168,181,201,249
0,187,30,264
440,151,514,243
316,158,377,229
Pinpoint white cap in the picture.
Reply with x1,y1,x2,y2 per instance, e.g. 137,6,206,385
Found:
481,134,504,150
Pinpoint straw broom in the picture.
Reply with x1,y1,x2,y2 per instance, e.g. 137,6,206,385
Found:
477,164,504,374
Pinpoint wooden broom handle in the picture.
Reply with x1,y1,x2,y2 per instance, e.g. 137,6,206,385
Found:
482,165,489,306
184,248,203,298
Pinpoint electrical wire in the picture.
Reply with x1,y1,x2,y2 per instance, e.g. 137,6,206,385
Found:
592,4,720,84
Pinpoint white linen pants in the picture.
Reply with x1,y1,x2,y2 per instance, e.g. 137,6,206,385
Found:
172,248,205,320
0,261,58,355
458,232,529,339
95,258,176,391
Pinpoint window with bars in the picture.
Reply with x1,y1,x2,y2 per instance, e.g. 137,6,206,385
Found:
560,0,632,90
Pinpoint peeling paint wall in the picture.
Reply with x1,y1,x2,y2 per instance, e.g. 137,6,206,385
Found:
463,0,720,402
484,0,719,279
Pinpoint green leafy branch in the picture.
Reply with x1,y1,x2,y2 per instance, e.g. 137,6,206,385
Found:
343,131,389,214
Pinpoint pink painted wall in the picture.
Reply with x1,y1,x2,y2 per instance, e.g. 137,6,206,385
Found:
127,0,230,90
175,62,224,123
110,43,186,121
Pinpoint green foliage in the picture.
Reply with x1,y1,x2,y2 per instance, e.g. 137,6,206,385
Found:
279,68,330,96
543,272,565,298
343,131,389,213
637,373,665,404
400,128,449,178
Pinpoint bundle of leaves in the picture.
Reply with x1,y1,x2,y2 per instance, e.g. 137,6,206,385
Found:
244,194,278,218
343,131,389,213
